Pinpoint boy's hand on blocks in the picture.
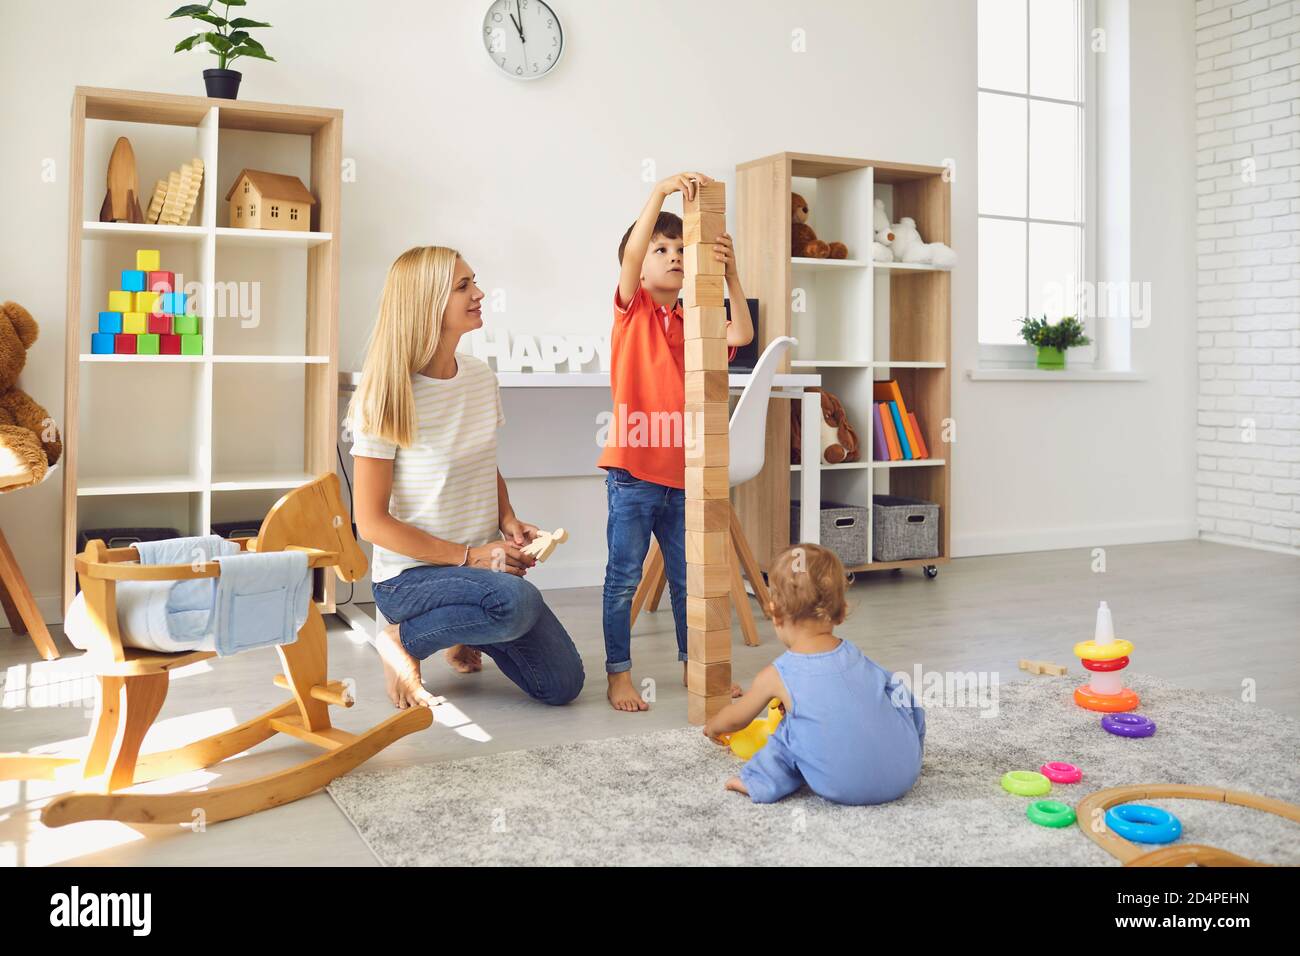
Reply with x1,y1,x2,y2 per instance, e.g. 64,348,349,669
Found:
654,171,713,201
467,542,535,575
713,232,738,278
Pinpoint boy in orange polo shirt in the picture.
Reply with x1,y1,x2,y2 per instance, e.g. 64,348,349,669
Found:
598,172,754,712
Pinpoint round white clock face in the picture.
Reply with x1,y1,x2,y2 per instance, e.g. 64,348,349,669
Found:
482,0,564,80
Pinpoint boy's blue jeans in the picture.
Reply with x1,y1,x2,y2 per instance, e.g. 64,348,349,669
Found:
602,467,688,673
372,565,585,706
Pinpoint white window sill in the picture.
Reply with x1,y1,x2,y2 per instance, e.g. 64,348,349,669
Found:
966,367,1145,383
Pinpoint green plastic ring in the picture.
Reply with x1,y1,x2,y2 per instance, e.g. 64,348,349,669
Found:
1027,799,1077,828
1001,770,1051,797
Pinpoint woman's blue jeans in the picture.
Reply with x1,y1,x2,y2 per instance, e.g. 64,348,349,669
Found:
371,565,585,706
602,467,688,673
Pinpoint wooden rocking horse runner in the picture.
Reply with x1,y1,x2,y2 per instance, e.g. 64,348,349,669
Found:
0,474,432,827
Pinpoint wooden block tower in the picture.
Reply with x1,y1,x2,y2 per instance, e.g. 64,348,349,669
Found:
682,180,732,725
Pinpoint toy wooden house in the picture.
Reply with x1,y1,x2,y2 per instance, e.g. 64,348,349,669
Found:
225,168,316,231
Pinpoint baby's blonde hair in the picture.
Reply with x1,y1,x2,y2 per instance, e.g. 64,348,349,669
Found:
767,543,848,626
347,245,461,448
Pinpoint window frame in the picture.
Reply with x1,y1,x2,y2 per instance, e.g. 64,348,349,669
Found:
977,0,1098,367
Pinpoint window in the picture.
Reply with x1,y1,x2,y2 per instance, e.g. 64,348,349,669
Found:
978,0,1093,358
289,208,298,221
250,204,256,217
243,182,249,194
236,205,242,220
271,205,279,218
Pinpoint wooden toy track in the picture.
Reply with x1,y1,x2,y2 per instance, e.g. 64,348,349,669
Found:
0,474,432,828
1076,783,1300,866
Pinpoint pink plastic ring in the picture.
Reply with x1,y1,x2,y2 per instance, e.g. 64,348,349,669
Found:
1082,656,1129,672
1039,761,1082,784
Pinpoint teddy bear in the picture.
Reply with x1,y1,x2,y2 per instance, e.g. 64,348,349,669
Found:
871,198,895,262
0,302,62,492
887,216,957,268
791,192,847,259
790,388,860,465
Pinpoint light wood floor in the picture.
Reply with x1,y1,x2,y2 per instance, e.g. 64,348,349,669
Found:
2,539,1296,866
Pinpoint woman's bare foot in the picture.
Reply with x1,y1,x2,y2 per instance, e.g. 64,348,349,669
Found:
445,644,483,674
607,671,649,712
374,623,442,710
724,776,749,796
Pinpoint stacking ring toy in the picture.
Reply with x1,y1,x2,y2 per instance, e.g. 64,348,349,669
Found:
1105,804,1182,844
1040,761,1082,784
1027,799,1077,828
1102,712,1156,738
1074,685,1140,712
1001,770,1051,796
1081,656,1129,672
1073,638,1133,661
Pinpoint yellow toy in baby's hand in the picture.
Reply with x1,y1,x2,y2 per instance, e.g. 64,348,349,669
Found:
720,698,784,760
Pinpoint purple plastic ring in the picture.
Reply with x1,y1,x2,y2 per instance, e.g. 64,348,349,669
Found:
1102,712,1156,738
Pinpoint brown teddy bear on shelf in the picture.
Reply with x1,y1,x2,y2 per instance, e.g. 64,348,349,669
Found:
790,388,860,465
791,192,848,259
0,302,62,491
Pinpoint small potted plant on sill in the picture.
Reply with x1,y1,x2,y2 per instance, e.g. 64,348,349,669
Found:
170,1,275,100
1019,315,1091,370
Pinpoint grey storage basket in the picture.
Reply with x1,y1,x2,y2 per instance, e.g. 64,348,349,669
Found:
872,495,939,562
790,501,869,568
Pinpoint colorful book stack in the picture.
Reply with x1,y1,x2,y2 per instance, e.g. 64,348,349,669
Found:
91,249,202,356
871,380,929,461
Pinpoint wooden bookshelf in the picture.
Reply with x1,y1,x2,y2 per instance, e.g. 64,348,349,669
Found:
734,152,952,576
62,88,342,612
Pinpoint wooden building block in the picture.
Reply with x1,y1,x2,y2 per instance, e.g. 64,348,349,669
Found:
687,595,731,631
687,690,731,726
683,243,725,278
687,530,730,565
684,180,726,215
107,290,133,313
684,211,726,245
687,659,732,697
686,466,729,500
146,313,171,335
685,336,727,371
687,562,730,597
684,306,727,340
122,312,147,335
136,249,161,271
686,369,729,403
148,271,175,293
682,274,725,310
133,291,160,313
685,435,728,468
685,401,729,435
1019,659,1067,677
687,626,731,663
113,333,137,354
685,498,730,532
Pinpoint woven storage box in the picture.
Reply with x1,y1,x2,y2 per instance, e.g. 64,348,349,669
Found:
872,495,939,562
790,501,869,568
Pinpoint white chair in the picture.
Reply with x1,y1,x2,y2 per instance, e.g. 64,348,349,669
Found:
631,336,798,647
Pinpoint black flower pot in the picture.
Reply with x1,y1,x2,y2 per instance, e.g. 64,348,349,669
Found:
203,68,242,100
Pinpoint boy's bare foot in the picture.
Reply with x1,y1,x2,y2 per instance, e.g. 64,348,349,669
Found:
445,644,483,673
374,623,443,710
680,663,743,697
725,776,749,796
607,671,649,712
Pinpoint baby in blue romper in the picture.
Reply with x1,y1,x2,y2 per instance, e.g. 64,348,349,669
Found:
704,543,926,805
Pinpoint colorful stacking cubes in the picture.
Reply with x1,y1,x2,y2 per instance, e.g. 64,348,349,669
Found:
173,314,200,336
114,333,137,354
148,271,174,294
160,334,181,355
122,312,147,334
108,290,133,313
121,270,146,292
180,334,203,355
147,313,172,335
159,291,187,315
97,311,123,334
136,249,161,272
136,334,160,355
101,250,193,357
91,333,115,354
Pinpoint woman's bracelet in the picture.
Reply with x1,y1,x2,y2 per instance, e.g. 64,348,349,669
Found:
457,543,471,567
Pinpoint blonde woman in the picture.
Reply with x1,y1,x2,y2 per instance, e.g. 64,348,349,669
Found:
348,246,584,710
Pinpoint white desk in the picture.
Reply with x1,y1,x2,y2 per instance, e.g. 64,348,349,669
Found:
338,368,822,544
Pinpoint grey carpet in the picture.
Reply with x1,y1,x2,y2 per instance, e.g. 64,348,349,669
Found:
326,674,1300,866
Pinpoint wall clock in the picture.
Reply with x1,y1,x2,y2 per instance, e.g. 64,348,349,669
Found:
482,0,564,80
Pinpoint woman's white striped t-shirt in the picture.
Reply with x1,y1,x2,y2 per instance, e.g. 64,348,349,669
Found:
350,354,504,583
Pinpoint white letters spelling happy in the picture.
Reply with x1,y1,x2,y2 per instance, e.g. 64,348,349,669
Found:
465,329,609,373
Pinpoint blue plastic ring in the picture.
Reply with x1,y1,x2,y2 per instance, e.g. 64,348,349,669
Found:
1105,803,1183,844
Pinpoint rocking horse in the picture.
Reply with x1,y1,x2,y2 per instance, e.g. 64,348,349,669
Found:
0,474,432,827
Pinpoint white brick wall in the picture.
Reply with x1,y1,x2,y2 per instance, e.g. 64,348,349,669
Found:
1196,0,1300,553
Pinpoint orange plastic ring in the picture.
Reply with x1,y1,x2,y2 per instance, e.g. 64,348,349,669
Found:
1074,685,1140,713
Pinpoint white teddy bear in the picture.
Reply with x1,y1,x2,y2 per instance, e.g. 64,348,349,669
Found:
871,198,895,263
888,216,957,268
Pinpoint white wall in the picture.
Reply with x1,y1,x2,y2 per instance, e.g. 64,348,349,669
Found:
0,0,1198,617
1194,0,1300,555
